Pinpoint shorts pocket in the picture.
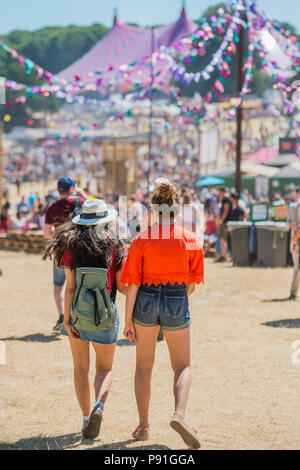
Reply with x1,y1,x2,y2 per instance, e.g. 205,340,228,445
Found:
134,292,155,315
164,295,186,319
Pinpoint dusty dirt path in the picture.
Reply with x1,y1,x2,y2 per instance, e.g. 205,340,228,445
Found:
0,252,300,450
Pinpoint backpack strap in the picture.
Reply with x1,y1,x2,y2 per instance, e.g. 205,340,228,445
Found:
85,288,101,327
108,245,118,304
110,278,117,303
74,273,85,308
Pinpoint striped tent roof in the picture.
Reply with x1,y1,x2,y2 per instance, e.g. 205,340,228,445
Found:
58,7,198,83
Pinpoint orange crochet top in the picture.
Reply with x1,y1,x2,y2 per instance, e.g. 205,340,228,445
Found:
121,224,204,287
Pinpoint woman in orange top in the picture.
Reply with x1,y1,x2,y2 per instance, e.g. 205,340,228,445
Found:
121,182,204,449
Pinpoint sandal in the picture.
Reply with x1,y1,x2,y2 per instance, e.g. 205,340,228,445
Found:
132,425,150,441
82,402,103,440
170,413,201,449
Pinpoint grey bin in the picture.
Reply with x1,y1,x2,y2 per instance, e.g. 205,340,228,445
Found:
227,222,252,267
255,222,289,268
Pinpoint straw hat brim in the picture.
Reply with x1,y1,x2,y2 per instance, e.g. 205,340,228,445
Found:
72,209,118,226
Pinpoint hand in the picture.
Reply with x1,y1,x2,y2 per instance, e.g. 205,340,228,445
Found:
124,321,136,345
64,321,80,339
74,186,83,197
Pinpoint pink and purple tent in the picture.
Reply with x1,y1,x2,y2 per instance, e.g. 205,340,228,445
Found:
156,7,198,47
58,7,198,83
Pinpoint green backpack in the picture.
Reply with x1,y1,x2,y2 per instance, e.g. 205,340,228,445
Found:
71,267,116,331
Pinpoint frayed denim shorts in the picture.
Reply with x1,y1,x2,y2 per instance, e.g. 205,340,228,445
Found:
61,305,120,345
53,263,66,287
133,283,191,331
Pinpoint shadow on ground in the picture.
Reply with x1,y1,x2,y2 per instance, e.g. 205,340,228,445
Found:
262,319,300,329
262,297,298,303
0,435,170,451
86,439,170,451
0,333,61,343
0,433,82,450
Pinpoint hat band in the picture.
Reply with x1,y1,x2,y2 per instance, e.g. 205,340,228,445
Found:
81,211,108,220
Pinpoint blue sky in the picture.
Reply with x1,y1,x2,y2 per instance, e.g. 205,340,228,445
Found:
0,0,299,34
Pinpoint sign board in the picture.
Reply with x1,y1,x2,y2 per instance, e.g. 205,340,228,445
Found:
250,203,269,222
255,175,269,200
279,137,299,154
271,205,289,222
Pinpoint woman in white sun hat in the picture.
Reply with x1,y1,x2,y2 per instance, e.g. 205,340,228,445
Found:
43,199,127,440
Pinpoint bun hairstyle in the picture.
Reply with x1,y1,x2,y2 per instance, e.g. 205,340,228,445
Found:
151,182,180,218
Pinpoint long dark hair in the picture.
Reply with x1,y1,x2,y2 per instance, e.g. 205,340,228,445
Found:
42,221,125,271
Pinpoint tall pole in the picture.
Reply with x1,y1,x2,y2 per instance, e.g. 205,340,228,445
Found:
235,19,245,195
0,122,3,211
148,26,155,187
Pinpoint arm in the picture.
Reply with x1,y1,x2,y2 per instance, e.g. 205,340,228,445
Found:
187,283,196,296
74,187,90,200
120,239,143,343
220,203,230,224
116,258,127,295
43,223,54,240
123,284,139,344
63,269,80,339
188,243,204,289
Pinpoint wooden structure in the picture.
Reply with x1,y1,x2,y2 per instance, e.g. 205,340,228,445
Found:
96,138,141,196
0,231,45,253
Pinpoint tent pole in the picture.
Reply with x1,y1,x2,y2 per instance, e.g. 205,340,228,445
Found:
148,26,155,187
0,122,3,211
113,7,118,26
235,20,244,196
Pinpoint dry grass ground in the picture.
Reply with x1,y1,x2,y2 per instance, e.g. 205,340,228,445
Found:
0,252,300,450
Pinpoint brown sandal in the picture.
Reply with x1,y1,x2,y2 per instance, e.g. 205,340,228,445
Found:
132,425,150,441
170,414,201,449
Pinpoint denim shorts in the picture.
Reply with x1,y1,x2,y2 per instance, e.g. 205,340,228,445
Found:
133,283,191,331
53,263,66,287
61,306,120,345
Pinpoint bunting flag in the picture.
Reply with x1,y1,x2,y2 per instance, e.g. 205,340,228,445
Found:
1,0,299,125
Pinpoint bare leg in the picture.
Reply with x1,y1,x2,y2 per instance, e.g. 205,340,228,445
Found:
164,327,200,448
69,336,90,417
163,327,191,417
220,238,227,259
92,342,116,405
134,324,160,430
54,285,64,317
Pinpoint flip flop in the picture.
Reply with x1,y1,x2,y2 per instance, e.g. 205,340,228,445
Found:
132,425,150,441
170,415,201,449
82,408,103,440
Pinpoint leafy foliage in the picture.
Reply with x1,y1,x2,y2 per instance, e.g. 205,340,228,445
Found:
0,23,108,130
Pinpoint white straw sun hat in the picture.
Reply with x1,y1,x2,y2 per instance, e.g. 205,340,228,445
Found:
72,199,118,226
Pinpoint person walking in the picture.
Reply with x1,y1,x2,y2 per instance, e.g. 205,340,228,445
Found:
121,181,204,449
215,187,232,262
230,193,245,222
44,177,88,331
43,199,127,439
0,201,11,234
288,187,300,300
